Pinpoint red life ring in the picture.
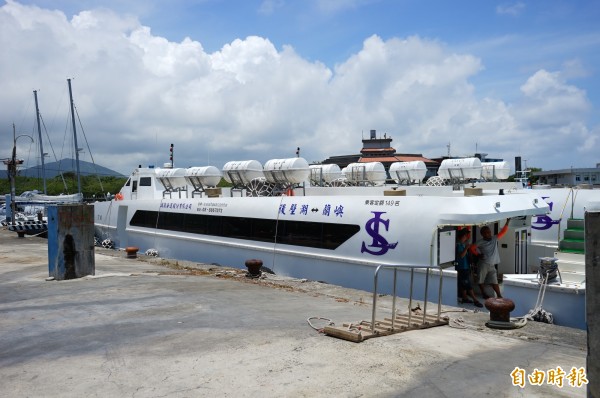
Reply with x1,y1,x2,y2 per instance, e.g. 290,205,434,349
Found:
115,193,124,201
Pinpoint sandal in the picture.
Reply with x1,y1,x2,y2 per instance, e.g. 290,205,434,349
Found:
474,301,483,308
461,298,473,304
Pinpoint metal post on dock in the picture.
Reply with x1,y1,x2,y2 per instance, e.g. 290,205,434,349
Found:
391,268,397,331
585,205,600,397
437,268,444,322
371,265,381,333
408,269,414,326
422,268,430,325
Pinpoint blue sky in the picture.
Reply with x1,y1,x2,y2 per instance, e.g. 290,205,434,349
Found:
1,0,599,175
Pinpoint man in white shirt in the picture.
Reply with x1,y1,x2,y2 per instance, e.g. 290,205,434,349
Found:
474,219,510,299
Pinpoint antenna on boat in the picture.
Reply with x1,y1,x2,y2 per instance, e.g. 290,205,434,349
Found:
296,147,300,157
169,143,174,168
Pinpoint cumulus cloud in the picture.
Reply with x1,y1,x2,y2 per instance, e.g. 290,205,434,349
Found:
496,2,525,16
258,0,285,15
0,0,594,176
314,0,373,14
511,70,594,166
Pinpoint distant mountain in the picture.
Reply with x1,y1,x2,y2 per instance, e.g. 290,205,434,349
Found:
0,158,125,179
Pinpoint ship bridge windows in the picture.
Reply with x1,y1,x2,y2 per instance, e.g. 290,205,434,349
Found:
140,177,152,186
130,210,360,250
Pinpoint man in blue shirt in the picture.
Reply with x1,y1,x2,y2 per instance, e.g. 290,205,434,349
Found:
456,228,483,307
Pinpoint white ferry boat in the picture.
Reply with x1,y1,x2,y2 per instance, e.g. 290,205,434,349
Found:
94,157,594,329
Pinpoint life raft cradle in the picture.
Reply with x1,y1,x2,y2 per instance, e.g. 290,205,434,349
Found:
323,265,448,343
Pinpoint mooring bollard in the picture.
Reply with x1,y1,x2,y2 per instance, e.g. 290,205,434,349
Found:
245,259,263,278
125,246,139,259
485,297,515,323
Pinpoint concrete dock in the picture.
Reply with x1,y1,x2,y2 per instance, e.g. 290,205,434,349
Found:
0,228,587,397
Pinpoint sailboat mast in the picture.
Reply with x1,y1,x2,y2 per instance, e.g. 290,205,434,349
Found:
67,78,82,195
33,90,46,194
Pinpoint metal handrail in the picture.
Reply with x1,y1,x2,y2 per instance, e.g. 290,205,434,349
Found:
556,188,577,244
370,264,444,333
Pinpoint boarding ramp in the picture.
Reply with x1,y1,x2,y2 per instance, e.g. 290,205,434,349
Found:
323,264,448,342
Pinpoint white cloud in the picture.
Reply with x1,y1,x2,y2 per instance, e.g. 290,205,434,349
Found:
496,2,525,16
510,70,593,167
314,0,376,14
0,1,595,177
258,0,285,15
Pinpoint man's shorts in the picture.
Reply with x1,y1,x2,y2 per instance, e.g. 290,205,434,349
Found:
477,262,498,284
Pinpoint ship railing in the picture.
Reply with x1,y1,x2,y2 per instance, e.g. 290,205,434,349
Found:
158,176,188,199
185,175,208,198
371,264,443,334
556,187,577,245
226,171,248,197
446,168,468,191
309,168,326,187
348,166,377,187
161,186,187,199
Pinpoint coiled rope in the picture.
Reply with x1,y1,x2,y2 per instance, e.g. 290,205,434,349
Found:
485,317,528,329
307,317,334,333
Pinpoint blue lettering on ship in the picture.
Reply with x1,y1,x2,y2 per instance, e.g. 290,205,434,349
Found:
361,211,398,256
531,196,560,230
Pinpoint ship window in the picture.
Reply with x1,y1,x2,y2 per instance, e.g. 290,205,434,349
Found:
129,210,359,250
132,180,138,193
140,177,152,186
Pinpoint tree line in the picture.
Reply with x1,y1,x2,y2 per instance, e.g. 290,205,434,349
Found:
0,173,127,200
1,172,234,201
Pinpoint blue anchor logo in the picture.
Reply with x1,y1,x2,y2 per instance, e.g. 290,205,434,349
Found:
361,211,398,256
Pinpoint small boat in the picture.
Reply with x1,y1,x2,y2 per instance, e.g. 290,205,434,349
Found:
3,81,85,228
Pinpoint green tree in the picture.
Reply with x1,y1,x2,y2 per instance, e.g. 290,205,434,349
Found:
0,175,127,200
